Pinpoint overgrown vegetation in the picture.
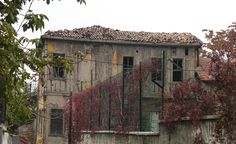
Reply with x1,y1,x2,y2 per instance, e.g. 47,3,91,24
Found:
0,0,85,128
162,23,236,143
64,61,160,143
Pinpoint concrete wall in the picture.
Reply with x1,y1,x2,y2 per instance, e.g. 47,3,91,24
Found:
80,119,215,144
38,39,200,144
0,124,12,144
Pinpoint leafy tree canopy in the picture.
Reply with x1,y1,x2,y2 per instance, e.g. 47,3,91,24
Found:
163,22,236,143
0,0,85,127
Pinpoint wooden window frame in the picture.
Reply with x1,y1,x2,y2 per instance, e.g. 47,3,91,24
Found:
49,109,63,136
123,56,134,77
52,53,65,78
173,58,183,82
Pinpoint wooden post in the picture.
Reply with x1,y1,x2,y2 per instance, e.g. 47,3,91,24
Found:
68,91,72,144
108,77,111,130
139,62,142,131
89,70,93,130
98,86,101,127
161,51,166,118
122,70,125,118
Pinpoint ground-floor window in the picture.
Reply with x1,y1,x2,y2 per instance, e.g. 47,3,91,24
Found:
50,109,63,136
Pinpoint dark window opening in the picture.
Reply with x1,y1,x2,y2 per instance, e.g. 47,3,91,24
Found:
173,59,183,81
50,109,63,135
185,48,189,56
151,58,162,81
172,48,176,55
123,56,134,77
53,53,65,78
53,67,64,78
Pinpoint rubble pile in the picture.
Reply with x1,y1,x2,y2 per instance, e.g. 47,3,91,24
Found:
43,25,201,44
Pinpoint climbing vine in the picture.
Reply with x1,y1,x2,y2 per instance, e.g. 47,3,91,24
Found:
162,22,236,143
64,60,161,143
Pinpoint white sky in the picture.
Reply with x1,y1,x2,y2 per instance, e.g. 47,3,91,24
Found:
17,0,236,42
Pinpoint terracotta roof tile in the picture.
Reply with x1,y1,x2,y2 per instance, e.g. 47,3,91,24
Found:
197,57,212,81
42,25,202,45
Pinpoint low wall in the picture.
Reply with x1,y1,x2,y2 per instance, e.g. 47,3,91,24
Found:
80,118,216,144
0,124,12,144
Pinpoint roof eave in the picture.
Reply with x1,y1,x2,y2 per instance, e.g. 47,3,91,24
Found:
41,35,202,48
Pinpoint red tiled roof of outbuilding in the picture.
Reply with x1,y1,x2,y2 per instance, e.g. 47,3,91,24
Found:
197,57,212,81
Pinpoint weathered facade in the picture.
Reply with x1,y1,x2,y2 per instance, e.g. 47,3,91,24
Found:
36,25,202,144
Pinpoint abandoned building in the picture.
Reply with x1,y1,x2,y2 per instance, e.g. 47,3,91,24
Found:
36,25,202,144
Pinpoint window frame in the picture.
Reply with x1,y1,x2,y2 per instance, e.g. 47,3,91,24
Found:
172,58,183,82
52,53,65,79
123,56,134,77
49,108,64,136
185,48,189,56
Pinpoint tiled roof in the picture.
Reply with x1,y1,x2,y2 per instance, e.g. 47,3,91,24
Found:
197,57,212,81
42,25,202,45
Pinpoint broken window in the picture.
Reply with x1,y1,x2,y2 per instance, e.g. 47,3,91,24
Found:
151,58,162,81
123,56,134,77
173,59,183,81
50,109,63,135
53,53,65,78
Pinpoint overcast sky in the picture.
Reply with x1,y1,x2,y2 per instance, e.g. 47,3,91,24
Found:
17,0,236,42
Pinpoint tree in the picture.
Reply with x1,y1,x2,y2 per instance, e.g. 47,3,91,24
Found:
203,23,236,143
162,22,236,143
0,0,85,128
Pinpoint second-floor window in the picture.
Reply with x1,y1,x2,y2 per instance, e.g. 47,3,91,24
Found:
173,59,183,81
185,48,189,56
123,56,134,77
53,53,65,78
50,109,63,136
